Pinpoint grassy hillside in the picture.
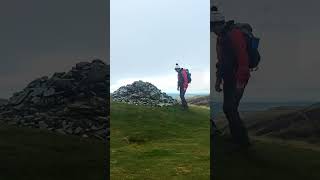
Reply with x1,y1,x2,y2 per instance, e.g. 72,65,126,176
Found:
213,135,320,180
0,123,105,180
111,102,210,179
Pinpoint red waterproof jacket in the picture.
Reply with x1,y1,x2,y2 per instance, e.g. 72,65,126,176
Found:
178,69,188,90
216,22,250,85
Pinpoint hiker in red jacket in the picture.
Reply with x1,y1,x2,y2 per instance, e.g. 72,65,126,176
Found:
175,63,188,109
211,6,251,147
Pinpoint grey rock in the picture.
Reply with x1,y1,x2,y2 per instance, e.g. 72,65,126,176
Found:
43,88,56,97
56,128,66,134
66,128,73,134
52,72,66,78
62,121,69,129
91,125,99,130
52,79,74,91
30,88,45,97
76,62,90,69
9,89,32,105
31,97,41,104
8,120,18,125
96,116,108,123
39,121,48,129
74,127,83,134
26,76,48,88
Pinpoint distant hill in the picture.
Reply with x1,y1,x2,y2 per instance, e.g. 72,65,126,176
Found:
167,93,209,100
186,95,210,106
216,103,320,144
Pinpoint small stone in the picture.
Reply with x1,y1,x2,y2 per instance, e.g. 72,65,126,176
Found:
66,128,73,134
56,129,66,134
74,127,83,134
39,121,48,129
91,125,98,130
82,134,88,138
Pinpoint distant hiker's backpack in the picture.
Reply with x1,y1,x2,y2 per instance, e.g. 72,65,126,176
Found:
185,69,192,83
234,23,261,71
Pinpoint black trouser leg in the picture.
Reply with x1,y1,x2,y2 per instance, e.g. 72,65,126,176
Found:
222,81,249,145
234,87,250,145
180,88,188,108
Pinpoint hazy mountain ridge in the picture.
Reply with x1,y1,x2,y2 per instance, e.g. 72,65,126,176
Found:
216,102,320,144
187,95,210,106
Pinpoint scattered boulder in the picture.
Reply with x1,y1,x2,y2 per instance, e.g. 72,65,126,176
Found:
112,80,177,107
0,59,109,140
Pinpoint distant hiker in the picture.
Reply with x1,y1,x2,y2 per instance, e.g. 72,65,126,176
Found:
175,63,191,109
211,6,260,147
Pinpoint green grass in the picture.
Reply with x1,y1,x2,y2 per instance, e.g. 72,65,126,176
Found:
0,124,105,180
111,102,210,179
213,135,320,180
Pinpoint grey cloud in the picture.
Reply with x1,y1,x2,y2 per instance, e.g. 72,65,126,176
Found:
0,0,108,98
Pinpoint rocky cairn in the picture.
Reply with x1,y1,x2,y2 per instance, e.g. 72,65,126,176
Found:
112,80,177,107
0,59,109,140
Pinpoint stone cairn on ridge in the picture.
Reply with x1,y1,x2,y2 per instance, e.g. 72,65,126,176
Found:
112,80,177,107
0,59,109,140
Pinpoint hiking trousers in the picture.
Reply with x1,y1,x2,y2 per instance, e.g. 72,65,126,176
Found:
222,80,250,145
180,88,188,109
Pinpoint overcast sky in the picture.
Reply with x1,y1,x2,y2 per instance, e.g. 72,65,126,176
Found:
0,0,108,99
111,0,210,94
2,0,318,101
211,0,320,102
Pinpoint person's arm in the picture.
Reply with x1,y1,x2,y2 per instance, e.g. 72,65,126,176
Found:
215,38,223,92
230,29,250,88
215,38,223,82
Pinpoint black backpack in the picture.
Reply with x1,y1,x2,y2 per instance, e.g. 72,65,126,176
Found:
234,23,261,71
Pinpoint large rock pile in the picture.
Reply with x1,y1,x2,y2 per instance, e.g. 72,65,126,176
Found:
0,59,109,140
112,80,177,106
